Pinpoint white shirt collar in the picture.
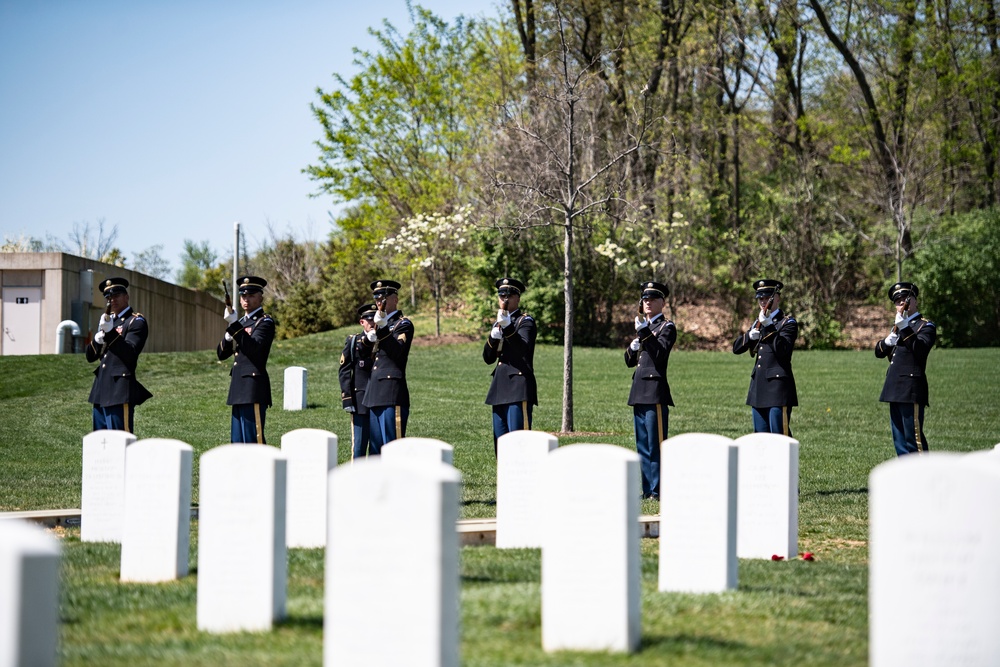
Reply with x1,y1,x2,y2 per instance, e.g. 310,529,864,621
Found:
243,306,263,320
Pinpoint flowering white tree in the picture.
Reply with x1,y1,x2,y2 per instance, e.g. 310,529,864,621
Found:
377,206,477,335
594,211,692,313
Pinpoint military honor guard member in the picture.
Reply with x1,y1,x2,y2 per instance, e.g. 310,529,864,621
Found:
339,303,376,458
361,279,414,454
732,278,798,436
483,277,537,455
217,275,275,444
86,277,152,433
624,281,676,500
874,281,936,456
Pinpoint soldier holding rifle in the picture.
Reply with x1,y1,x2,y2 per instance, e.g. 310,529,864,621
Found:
339,303,376,458
874,281,936,456
732,278,798,436
86,277,152,433
362,279,414,453
624,281,675,500
483,277,537,455
217,276,274,444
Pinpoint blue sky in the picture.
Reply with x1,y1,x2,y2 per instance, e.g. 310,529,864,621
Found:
0,0,498,277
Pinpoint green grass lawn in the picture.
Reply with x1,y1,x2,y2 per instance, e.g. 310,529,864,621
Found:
1,330,998,666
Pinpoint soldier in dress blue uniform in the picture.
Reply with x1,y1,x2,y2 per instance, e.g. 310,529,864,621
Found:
483,277,537,455
361,279,414,454
874,281,936,456
85,277,152,433
732,279,798,435
625,281,676,499
339,303,376,459
217,275,274,444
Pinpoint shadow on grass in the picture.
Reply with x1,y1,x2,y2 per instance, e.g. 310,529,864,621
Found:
277,614,324,630
462,499,496,507
802,487,868,497
640,633,748,652
736,584,821,598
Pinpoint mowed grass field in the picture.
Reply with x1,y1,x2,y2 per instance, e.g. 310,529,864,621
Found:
1,327,998,666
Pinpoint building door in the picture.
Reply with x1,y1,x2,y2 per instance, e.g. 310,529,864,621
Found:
2,286,42,355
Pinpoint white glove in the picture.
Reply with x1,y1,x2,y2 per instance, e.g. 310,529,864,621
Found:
490,326,503,340
99,313,114,333
224,306,238,325
224,332,233,342
758,310,775,327
365,329,377,342
634,316,647,332
93,330,105,345
749,327,761,340
345,406,355,413
884,331,899,346
374,310,388,329
629,337,641,351
894,311,905,325
497,309,512,328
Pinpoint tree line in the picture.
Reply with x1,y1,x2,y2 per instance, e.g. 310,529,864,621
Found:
6,3,997,351
303,1,997,343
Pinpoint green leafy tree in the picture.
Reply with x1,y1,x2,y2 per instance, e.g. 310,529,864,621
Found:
176,240,218,289
307,5,503,326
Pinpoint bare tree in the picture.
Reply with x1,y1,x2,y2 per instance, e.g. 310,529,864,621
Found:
65,218,121,263
132,245,172,280
485,3,656,432
808,0,919,280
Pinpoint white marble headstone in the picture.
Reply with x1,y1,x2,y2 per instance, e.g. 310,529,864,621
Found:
280,428,337,549
870,454,1000,666
541,444,640,653
120,439,193,582
0,520,61,667
496,430,558,549
382,437,454,466
325,458,461,667
81,429,136,543
659,433,738,593
197,445,287,633
733,433,799,559
283,366,307,410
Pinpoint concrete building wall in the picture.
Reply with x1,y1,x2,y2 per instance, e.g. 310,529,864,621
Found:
0,253,224,355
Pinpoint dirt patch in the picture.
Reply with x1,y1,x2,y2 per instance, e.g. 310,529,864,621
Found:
411,333,479,347
839,303,886,350
671,301,737,351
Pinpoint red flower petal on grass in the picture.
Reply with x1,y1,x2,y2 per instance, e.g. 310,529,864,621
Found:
802,552,815,561
771,555,784,561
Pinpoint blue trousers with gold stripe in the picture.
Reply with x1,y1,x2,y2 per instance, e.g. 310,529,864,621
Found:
492,402,533,455
633,404,667,499
93,404,135,433
889,402,928,456
350,411,372,459
751,406,792,437
368,405,408,455
231,403,266,444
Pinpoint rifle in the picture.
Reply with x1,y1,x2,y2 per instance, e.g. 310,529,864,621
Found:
891,294,911,334
753,292,777,331
222,280,232,310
